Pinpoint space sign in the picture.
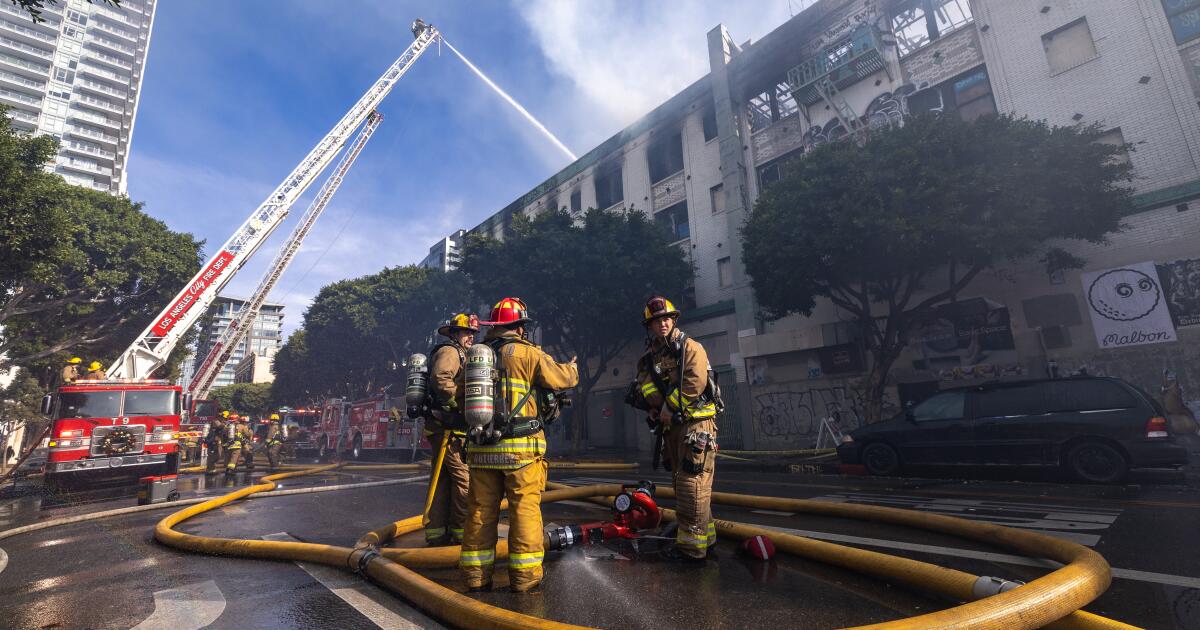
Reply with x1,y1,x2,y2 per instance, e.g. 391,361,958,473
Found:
1080,261,1177,348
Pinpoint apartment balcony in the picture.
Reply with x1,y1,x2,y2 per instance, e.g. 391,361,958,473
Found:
0,17,58,46
91,5,134,26
67,106,121,130
73,92,125,116
57,157,113,177
78,60,130,84
0,49,49,76
0,3,60,29
8,106,37,127
86,32,136,57
63,139,116,160
89,19,136,44
787,25,888,107
82,47,132,71
77,76,127,99
0,84,41,107
0,67,43,92
0,34,54,61
65,123,118,145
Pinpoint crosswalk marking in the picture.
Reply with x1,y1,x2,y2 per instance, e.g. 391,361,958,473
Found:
130,580,225,630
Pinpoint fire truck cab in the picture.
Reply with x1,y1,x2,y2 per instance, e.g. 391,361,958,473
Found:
41,379,184,485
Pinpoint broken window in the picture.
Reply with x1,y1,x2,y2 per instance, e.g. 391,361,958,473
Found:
710,183,725,214
717,257,732,288
570,189,582,213
774,82,799,120
1161,0,1200,45
951,67,996,121
647,130,684,183
595,167,623,209
702,106,718,141
1095,128,1131,165
746,91,773,133
655,201,689,241
1043,18,1098,75
892,0,974,57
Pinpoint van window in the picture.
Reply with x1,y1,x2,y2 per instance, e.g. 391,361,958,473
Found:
1047,380,1138,412
973,383,1046,418
58,391,121,419
912,391,965,421
123,390,178,416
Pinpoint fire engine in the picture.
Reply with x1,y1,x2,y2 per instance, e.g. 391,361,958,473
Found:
313,395,425,461
177,398,220,462
280,407,322,452
35,21,441,487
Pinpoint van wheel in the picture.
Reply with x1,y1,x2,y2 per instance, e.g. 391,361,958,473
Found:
1066,441,1127,484
862,442,901,476
352,435,363,460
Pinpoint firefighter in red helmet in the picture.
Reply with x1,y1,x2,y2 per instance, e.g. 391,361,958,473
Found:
630,295,720,562
459,297,578,593
424,312,478,546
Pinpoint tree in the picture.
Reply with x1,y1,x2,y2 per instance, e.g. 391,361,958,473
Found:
0,110,202,383
0,370,49,469
209,382,272,417
270,330,313,406
8,0,120,24
742,114,1133,422
461,208,692,453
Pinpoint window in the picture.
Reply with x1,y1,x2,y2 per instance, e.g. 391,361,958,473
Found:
972,384,1047,418
595,168,622,209
544,196,558,213
756,149,802,191
774,82,799,120
123,390,178,416
911,391,965,422
710,183,725,214
717,257,732,288
647,131,684,183
1095,128,1131,165
58,391,121,419
746,84,800,133
892,0,973,57
702,106,718,141
54,68,75,83
951,67,996,121
1160,0,1200,45
1047,380,1139,412
67,9,87,25
570,189,582,213
1042,18,1098,75
746,91,773,133
655,201,689,241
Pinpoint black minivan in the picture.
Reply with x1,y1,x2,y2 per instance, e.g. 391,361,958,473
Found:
837,377,1189,483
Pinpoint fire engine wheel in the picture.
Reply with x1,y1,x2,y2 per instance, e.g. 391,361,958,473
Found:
352,435,363,460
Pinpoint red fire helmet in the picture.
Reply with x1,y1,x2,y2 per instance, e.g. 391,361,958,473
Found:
481,297,531,326
740,534,776,560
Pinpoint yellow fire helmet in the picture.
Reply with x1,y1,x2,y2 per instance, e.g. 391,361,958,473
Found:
437,313,480,337
87,361,103,371
67,357,82,364
221,410,230,418
642,295,681,325
270,413,280,421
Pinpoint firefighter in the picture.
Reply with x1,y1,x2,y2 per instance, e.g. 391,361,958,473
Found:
61,357,82,384
222,414,243,474
238,416,256,471
425,313,478,546
204,411,229,474
632,296,719,562
85,361,107,380
263,413,288,471
459,298,578,593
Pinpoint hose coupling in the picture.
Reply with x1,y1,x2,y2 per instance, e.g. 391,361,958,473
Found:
353,545,381,574
972,575,1026,599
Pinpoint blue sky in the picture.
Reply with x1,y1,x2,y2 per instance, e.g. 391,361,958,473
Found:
126,1,808,336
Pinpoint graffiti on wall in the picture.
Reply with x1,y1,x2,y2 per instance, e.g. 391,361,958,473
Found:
752,383,897,446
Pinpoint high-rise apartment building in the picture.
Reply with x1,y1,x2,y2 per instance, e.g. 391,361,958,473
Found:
0,0,156,194
419,229,466,272
192,296,285,390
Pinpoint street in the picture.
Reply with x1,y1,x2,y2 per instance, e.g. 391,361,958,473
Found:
1,466,1196,629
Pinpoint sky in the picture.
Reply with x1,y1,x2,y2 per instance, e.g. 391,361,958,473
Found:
126,1,815,337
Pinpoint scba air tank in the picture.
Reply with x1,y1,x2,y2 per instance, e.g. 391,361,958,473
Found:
464,343,496,437
405,353,428,419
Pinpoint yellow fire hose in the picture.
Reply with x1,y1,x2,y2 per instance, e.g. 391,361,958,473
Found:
718,448,837,456
422,430,451,526
155,465,1134,630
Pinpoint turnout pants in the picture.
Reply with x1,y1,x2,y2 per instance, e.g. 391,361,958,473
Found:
222,444,241,472
664,417,718,558
459,458,549,591
265,443,283,470
204,442,223,473
425,432,470,545
241,443,255,470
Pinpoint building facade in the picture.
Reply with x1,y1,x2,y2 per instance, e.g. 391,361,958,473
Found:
233,350,277,385
449,0,1200,452
418,229,466,272
192,296,284,390
0,0,156,194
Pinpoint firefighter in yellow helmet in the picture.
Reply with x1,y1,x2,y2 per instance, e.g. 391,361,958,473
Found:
204,411,229,474
459,298,578,592
631,296,720,562
85,361,107,380
238,416,256,471
424,313,478,546
222,413,242,475
61,357,82,384
263,413,289,471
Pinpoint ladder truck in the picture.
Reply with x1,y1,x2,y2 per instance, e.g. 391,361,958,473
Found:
38,20,441,487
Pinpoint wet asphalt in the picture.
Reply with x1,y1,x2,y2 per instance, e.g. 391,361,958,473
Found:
0,464,1197,629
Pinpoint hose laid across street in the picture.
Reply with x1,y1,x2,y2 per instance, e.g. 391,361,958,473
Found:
149,463,1135,629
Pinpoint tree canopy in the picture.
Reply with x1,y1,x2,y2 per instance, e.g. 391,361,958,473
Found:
461,208,692,452
7,0,119,24
0,109,202,386
742,114,1133,420
209,382,272,418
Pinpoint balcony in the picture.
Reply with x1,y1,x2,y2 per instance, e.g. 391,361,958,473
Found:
8,107,36,126
0,49,49,75
77,76,127,99
0,84,41,106
65,123,118,145
787,25,888,107
90,19,136,43
0,34,53,61
57,157,113,177
78,60,130,84
82,48,132,71
73,92,125,115
63,138,116,160
0,67,43,91
0,17,57,45
86,32,136,57
67,107,120,130
0,3,60,29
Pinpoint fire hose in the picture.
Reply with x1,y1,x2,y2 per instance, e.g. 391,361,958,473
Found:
148,464,1136,629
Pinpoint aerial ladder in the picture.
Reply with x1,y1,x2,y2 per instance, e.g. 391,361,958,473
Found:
187,111,383,399
35,20,440,486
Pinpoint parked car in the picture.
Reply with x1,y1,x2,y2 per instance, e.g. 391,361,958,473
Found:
837,376,1188,483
